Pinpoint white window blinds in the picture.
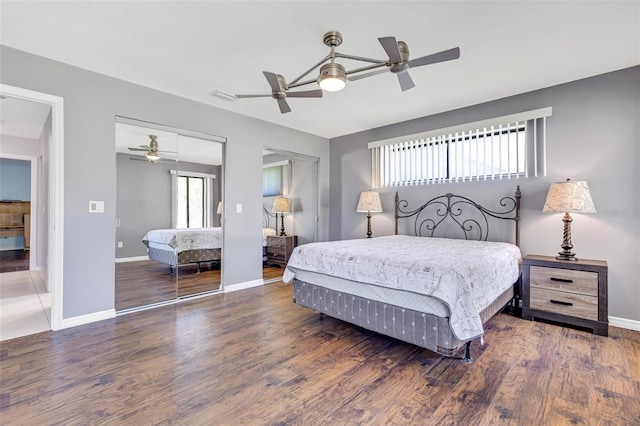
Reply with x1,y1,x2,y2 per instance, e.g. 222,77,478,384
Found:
369,107,551,188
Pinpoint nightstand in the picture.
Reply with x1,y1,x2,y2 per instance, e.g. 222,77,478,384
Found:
266,235,297,268
522,255,608,336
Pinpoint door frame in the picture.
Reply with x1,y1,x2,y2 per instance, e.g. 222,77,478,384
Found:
1,84,65,330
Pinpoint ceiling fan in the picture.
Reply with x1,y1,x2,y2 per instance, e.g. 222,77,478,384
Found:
128,135,176,163
234,71,323,114
217,31,460,113
348,37,461,92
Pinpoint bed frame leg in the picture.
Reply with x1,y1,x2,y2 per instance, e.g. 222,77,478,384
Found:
319,312,324,320
463,341,473,363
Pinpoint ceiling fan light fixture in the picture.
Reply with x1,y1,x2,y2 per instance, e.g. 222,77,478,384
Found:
317,63,347,92
146,151,160,161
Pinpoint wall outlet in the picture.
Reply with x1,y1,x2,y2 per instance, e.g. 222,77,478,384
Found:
236,203,242,213
117,241,123,248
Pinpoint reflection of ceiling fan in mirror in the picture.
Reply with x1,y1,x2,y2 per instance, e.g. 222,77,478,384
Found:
128,135,176,163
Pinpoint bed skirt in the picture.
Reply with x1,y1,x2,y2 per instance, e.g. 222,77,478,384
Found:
292,278,514,357
148,246,222,267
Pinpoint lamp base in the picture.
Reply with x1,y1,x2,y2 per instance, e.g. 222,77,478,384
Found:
556,252,578,261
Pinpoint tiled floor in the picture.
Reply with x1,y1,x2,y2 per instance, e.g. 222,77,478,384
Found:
0,270,51,341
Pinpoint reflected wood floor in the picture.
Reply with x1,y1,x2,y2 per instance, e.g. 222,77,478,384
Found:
1,282,639,425
115,260,221,311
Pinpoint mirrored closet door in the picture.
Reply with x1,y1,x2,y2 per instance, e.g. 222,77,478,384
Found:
262,148,319,282
115,118,225,312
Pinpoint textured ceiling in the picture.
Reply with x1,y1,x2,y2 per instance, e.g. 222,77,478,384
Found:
1,1,639,139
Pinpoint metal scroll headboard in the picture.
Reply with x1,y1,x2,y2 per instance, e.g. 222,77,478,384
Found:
263,206,277,230
394,186,521,246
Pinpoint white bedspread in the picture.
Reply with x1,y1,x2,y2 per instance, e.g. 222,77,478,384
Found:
143,227,222,251
283,235,521,341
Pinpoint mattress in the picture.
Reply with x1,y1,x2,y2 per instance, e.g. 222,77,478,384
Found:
143,227,222,251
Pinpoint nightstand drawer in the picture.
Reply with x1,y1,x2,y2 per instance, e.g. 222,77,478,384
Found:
530,287,598,321
266,248,287,260
530,266,598,296
267,240,287,249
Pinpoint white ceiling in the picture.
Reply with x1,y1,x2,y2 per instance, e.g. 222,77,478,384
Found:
0,95,51,139
1,1,639,139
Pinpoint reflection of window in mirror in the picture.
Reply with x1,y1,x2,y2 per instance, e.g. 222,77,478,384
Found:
263,165,283,196
172,172,215,229
177,176,205,228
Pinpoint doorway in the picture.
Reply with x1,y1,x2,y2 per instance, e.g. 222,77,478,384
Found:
0,85,63,339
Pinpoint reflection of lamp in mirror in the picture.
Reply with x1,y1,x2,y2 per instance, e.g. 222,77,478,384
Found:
272,197,290,236
543,179,596,261
216,201,223,226
356,190,383,238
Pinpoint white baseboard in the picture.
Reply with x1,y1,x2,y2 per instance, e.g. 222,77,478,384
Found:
115,255,149,263
224,279,263,293
609,316,640,332
57,309,116,330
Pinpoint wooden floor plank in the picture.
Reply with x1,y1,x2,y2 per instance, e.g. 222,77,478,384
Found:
1,281,639,425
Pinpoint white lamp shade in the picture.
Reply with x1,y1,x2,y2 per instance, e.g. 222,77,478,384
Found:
543,180,596,213
356,191,383,213
271,197,290,214
216,201,223,215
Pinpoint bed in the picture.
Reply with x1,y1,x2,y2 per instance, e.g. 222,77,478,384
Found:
283,187,522,361
143,226,277,272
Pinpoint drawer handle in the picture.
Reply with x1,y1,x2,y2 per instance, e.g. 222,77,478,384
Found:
550,277,573,284
550,299,573,307
272,251,279,256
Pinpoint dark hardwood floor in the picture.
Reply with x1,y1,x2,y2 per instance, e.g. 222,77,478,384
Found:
1,281,639,425
0,250,29,273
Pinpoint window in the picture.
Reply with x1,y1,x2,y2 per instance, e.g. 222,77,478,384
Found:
370,107,551,187
170,170,216,229
263,165,283,197
177,176,204,228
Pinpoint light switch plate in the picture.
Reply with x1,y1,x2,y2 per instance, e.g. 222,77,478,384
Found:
89,201,104,213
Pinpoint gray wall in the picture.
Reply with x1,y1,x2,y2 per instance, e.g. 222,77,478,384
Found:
330,66,640,322
1,45,330,319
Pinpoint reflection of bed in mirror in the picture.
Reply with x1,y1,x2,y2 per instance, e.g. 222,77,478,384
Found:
143,224,278,272
144,227,222,274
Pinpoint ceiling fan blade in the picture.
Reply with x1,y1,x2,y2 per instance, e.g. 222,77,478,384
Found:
286,89,323,98
348,68,388,81
398,72,415,92
408,47,461,68
263,71,282,93
129,157,175,163
378,37,403,63
128,147,147,152
235,94,272,99
277,98,291,114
